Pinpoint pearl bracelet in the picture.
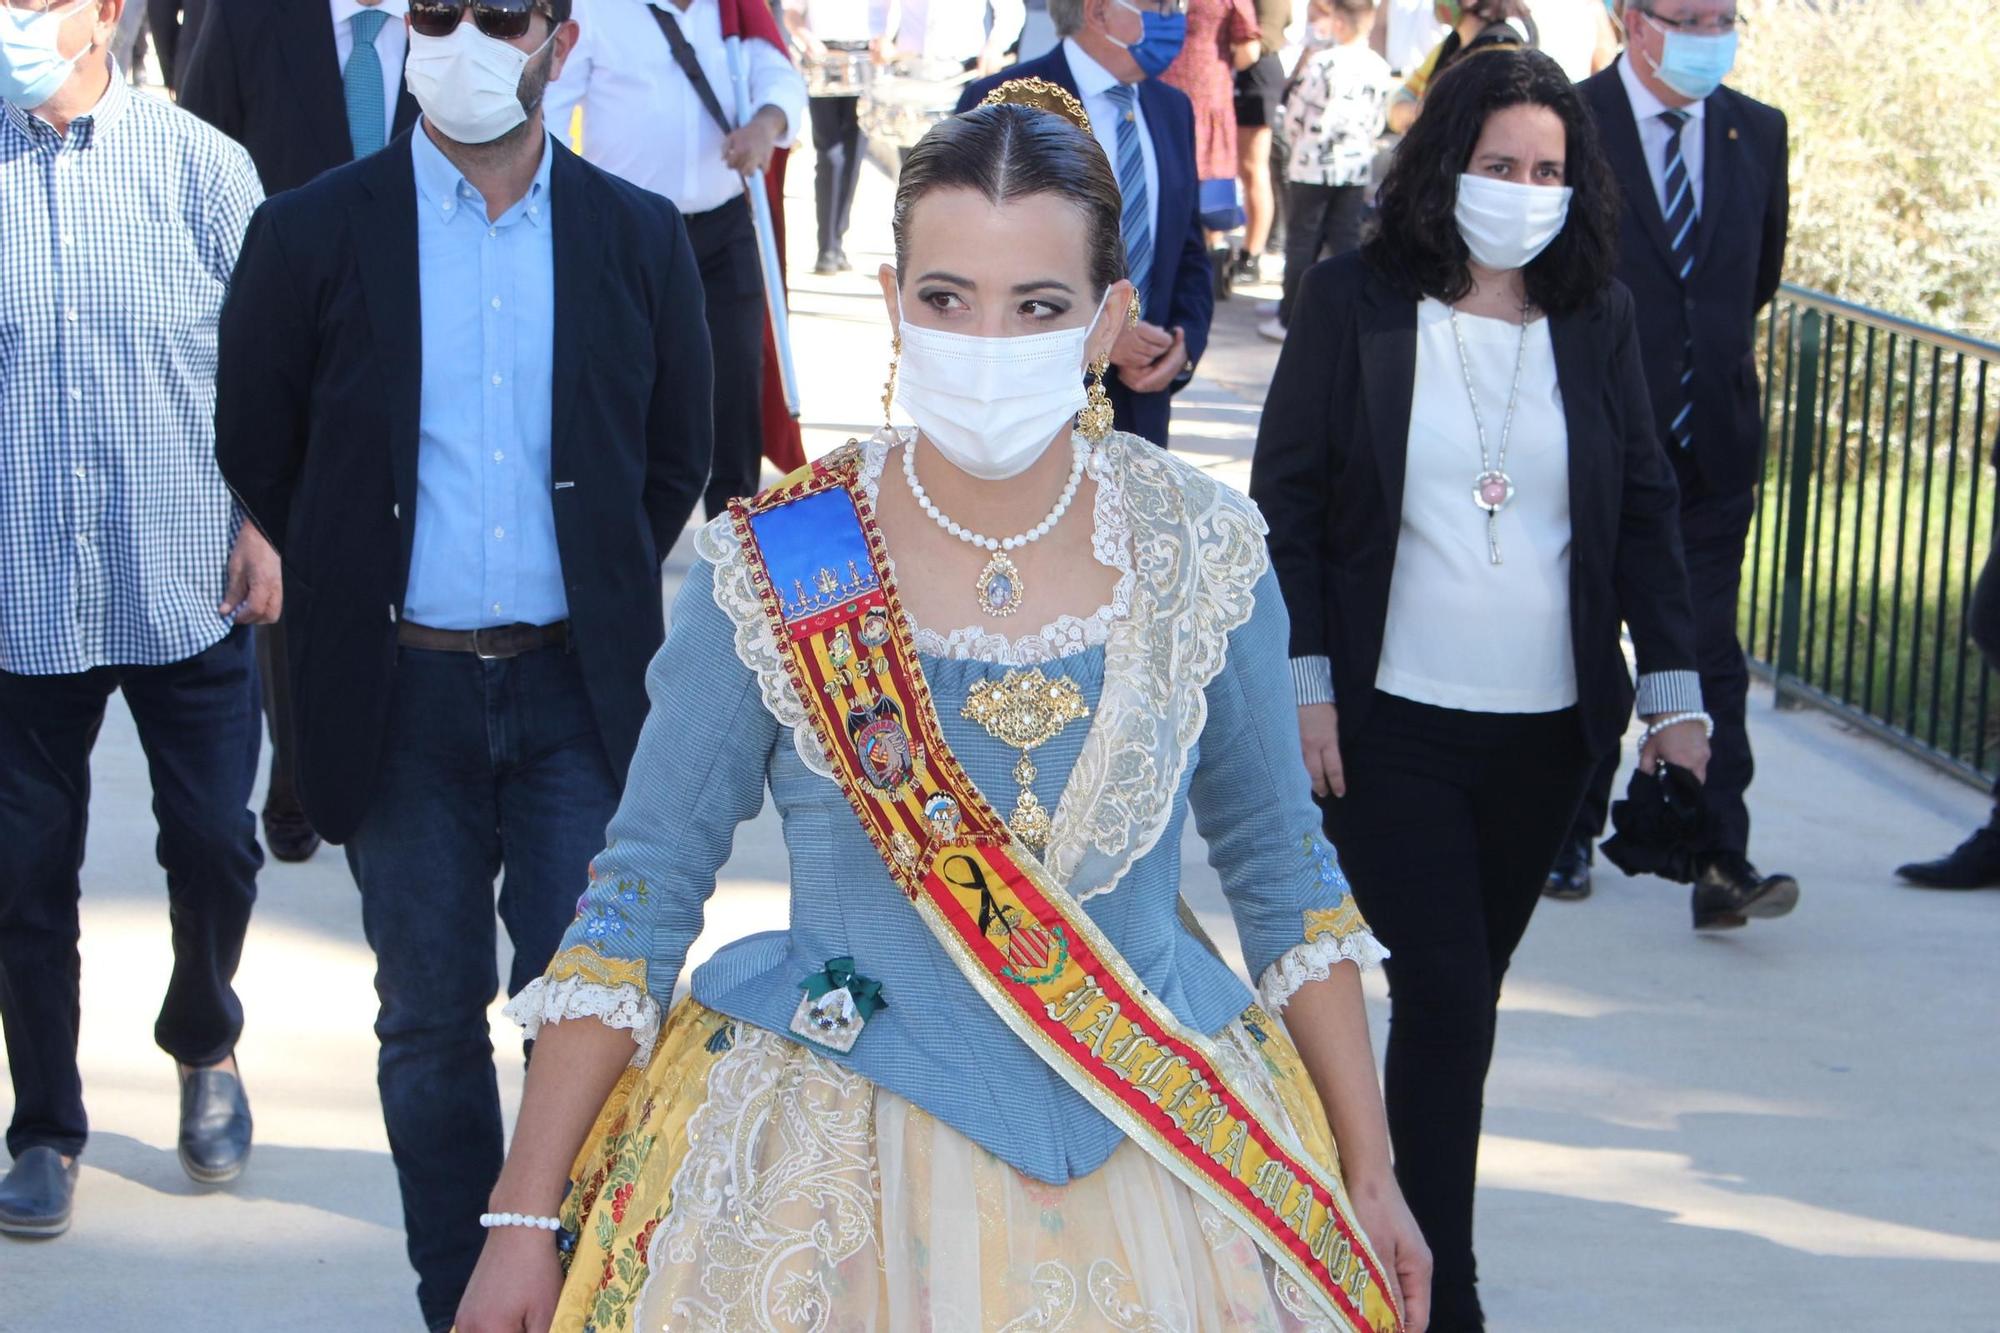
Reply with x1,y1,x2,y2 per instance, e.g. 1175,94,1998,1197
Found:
479,1211,563,1232
1638,710,1714,749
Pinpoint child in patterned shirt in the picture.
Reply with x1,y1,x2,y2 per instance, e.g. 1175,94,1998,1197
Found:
1262,0,1395,341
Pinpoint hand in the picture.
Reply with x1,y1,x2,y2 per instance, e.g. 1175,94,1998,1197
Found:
455,1228,564,1333
868,34,896,63
1349,1175,1432,1333
799,30,828,63
1111,318,1175,372
220,523,282,625
1298,702,1346,799
722,111,782,176
1115,327,1189,395
1639,718,1711,783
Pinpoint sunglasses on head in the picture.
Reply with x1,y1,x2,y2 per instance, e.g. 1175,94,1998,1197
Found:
409,0,554,41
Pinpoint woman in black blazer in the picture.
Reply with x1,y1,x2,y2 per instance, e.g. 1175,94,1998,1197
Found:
1251,48,1709,1332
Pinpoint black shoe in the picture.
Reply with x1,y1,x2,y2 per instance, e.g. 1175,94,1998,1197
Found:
178,1063,252,1185
1896,825,2000,889
1542,837,1593,901
1230,251,1263,286
1691,853,1800,931
0,1147,79,1239
813,249,842,276
261,801,321,863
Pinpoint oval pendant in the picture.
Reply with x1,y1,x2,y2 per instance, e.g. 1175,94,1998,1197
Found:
975,552,1024,618
1473,470,1515,514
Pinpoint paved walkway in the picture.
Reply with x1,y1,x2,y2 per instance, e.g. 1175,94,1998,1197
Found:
5,140,1999,1332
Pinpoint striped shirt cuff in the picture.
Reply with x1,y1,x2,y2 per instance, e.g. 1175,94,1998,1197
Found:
1636,669,1703,718
1290,655,1335,707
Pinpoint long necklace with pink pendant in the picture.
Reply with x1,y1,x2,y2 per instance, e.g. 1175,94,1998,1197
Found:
1448,301,1530,565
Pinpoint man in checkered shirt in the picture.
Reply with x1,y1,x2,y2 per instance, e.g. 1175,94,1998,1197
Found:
0,0,274,1238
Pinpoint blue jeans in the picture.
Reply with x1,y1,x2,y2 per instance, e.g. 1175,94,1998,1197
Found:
343,642,618,1332
0,628,263,1158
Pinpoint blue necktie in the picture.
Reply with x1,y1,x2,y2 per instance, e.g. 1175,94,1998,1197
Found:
345,9,390,160
1105,84,1153,307
1660,109,1698,451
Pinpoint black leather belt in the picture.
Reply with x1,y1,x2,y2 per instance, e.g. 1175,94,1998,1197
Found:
396,620,570,659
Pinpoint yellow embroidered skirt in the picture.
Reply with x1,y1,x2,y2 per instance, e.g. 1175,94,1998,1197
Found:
553,1000,1352,1332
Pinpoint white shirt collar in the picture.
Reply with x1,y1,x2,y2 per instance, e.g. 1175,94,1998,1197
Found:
1063,37,1132,99
1616,49,1704,124
331,0,408,26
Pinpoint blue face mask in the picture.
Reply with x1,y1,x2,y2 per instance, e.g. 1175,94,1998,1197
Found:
1112,1,1188,80
0,0,87,110
1644,16,1737,101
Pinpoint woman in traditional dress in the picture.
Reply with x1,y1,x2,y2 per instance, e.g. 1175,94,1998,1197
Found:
456,96,1430,1333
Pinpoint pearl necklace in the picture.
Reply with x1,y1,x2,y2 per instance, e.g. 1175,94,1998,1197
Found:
902,435,1087,618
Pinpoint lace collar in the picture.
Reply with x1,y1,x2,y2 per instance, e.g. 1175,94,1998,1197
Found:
854,430,1135,667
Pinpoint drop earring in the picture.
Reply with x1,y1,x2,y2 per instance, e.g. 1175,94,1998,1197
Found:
1079,355,1115,444
882,332,901,432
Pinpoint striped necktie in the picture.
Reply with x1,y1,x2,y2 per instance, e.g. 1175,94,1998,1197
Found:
1660,108,1697,451
1105,84,1153,307
345,8,390,160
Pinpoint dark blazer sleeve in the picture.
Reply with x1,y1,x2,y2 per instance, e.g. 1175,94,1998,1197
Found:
214,200,315,553
175,0,242,142
642,195,715,558
1754,105,1789,313
1165,93,1215,373
1248,259,1344,661
1606,283,1698,679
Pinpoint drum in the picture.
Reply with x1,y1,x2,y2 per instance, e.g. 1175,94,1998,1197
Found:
805,48,872,99
857,59,973,151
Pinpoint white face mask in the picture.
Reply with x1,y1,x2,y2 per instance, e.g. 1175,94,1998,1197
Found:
404,22,551,146
892,290,1108,482
1454,173,1574,271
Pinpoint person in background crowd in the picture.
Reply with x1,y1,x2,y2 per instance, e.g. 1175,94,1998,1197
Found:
1253,49,1709,1329
783,0,879,273
959,0,1215,447
1386,0,1525,132
1160,0,1259,269
176,0,419,868
887,0,1024,71
1230,0,1288,283
1373,0,1442,72
1897,533,2000,889
1262,0,1391,342
1553,0,1795,926
212,1,714,1321
546,0,804,520
1532,0,1617,81
142,0,201,88
0,0,268,1239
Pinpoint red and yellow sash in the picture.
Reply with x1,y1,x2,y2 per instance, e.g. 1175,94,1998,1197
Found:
729,456,1401,1332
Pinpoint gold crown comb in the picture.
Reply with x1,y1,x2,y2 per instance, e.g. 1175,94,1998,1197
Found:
979,77,1094,136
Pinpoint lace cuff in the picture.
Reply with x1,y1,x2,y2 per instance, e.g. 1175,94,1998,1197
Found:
1257,930,1390,1012
503,975,662,1068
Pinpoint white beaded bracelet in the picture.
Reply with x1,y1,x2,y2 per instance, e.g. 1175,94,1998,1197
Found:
1638,710,1714,750
479,1211,564,1232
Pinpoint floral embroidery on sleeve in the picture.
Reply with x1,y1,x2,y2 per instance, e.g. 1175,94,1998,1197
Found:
1257,838,1390,1012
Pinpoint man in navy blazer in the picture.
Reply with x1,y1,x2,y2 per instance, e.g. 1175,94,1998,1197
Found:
1551,0,1796,927
212,6,712,1324
958,0,1213,448
179,0,422,865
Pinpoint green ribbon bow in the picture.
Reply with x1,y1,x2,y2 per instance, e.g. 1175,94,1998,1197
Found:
800,956,887,1019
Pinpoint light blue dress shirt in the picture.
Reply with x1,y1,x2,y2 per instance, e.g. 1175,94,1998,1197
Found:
403,126,567,630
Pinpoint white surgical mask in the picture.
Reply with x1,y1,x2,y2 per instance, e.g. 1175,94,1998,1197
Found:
1454,174,1573,271
893,291,1108,481
404,22,551,146
0,0,89,110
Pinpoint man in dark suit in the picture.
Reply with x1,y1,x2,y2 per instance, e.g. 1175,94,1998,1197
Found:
144,0,206,92
958,0,1213,448
1551,0,1797,928
212,5,712,1325
178,0,420,865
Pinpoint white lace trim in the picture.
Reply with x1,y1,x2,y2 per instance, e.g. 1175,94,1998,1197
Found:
1256,932,1391,1013
501,975,662,1069
856,430,1136,667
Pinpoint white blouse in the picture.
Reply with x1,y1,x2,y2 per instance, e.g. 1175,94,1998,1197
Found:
1376,298,1579,713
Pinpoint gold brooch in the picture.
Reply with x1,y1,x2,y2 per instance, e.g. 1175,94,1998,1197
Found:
961,669,1090,853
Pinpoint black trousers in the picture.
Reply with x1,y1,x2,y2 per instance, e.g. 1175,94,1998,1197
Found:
1573,487,1758,857
809,94,864,259
0,628,263,1158
1323,694,1592,1333
684,196,768,520
1969,538,2000,804
1278,182,1365,327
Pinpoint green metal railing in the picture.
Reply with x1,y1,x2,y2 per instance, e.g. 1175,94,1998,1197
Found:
1742,285,2000,785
